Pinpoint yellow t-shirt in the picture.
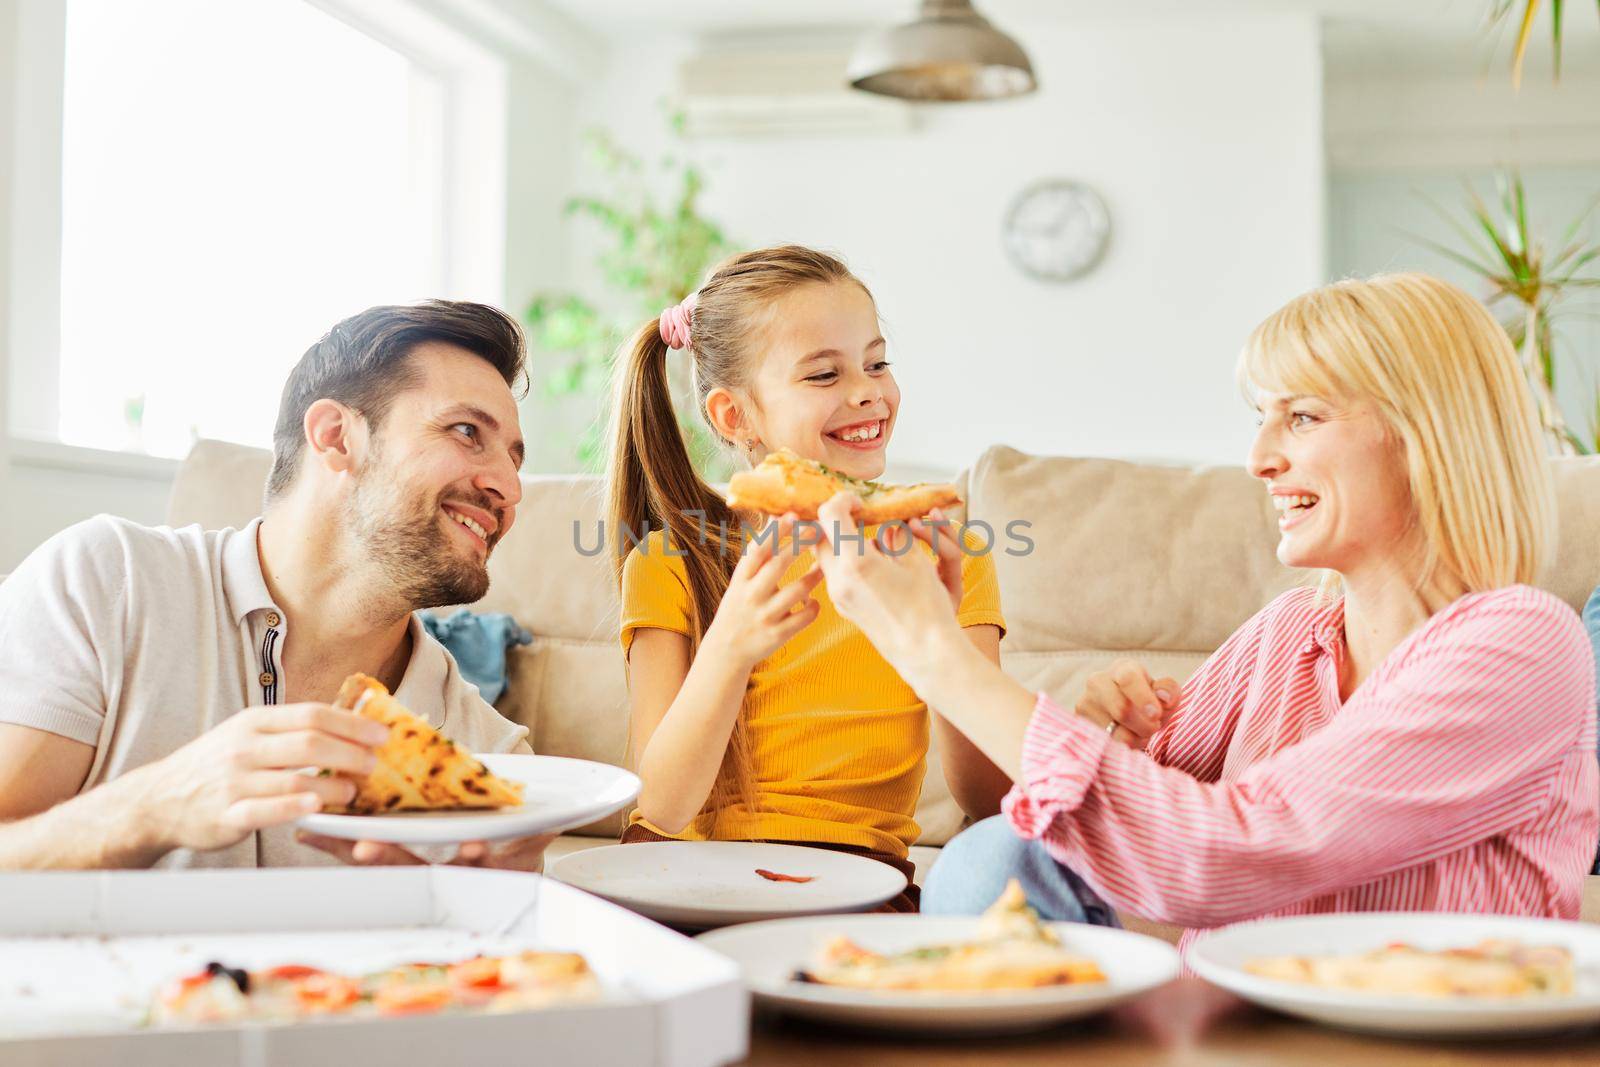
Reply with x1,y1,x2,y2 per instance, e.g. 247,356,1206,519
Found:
619,527,1005,858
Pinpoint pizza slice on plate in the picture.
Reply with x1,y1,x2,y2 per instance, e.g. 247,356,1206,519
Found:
726,449,962,525
325,673,524,814
1245,939,1575,998
794,879,1107,992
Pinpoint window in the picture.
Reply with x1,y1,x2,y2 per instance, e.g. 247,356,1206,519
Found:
52,0,446,457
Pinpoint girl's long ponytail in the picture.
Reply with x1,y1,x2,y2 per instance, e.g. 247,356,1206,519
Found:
605,316,751,825
605,317,738,637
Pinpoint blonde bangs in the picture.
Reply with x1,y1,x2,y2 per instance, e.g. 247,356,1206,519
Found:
1238,300,1351,407
1241,273,1555,596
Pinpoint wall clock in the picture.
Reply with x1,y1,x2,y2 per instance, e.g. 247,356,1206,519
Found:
1002,179,1111,283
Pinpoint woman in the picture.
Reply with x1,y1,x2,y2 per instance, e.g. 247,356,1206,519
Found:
810,273,1599,947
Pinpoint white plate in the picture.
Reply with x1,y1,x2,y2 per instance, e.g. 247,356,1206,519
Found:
549,841,907,928
1189,912,1600,1037
296,754,640,845
697,914,1179,1034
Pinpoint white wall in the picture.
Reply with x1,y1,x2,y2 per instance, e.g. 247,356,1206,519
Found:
1324,59,1600,448
559,11,1327,473
0,0,14,570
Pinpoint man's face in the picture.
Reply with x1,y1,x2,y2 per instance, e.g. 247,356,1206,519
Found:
344,342,525,609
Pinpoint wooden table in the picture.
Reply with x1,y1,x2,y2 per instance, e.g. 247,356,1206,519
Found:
743,977,1600,1066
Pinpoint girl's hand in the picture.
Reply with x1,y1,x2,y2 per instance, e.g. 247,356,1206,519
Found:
810,494,966,692
1074,659,1180,749
701,514,823,670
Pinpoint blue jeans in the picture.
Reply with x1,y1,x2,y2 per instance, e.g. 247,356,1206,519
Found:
922,815,1119,926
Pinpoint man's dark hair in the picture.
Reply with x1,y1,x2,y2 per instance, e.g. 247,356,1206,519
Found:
266,300,528,502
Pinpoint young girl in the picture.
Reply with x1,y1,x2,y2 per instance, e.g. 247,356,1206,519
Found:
605,245,1009,908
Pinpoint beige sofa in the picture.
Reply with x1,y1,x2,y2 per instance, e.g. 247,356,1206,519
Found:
167,440,1600,921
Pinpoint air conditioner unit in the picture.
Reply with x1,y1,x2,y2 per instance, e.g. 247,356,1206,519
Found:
678,47,915,138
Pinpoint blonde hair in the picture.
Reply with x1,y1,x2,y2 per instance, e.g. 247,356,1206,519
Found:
605,244,871,830
1239,272,1554,598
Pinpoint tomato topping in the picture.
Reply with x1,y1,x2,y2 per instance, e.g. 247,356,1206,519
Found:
449,956,504,990
373,983,453,1017
294,974,361,1011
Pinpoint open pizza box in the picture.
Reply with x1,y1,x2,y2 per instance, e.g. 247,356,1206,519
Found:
0,866,747,1067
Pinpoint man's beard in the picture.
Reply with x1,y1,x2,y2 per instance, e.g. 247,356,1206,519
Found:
346,455,495,611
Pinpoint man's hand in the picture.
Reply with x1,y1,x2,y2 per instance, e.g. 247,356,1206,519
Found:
121,703,388,857
295,831,556,872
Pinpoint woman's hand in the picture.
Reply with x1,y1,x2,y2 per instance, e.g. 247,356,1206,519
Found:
701,514,823,670
1074,659,1180,749
909,508,964,612
810,494,966,692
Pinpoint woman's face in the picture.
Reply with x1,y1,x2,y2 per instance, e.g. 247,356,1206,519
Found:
740,281,899,481
1247,388,1418,576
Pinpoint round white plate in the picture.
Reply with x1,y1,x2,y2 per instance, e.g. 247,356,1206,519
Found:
549,841,907,928
698,915,1178,1034
296,754,640,845
1189,912,1600,1037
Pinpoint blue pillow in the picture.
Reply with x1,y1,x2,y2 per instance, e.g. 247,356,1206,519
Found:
1581,586,1600,875
420,609,532,706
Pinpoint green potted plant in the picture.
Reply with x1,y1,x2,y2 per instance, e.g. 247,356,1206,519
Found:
1486,0,1600,87
1415,169,1600,453
525,113,734,474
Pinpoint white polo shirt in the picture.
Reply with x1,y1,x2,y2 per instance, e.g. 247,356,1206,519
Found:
0,515,530,868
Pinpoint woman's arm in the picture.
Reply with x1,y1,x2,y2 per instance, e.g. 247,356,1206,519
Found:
812,499,1035,777
933,624,1012,819
1004,591,1595,928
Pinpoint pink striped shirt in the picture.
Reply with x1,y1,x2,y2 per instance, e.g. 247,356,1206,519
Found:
1003,585,1599,952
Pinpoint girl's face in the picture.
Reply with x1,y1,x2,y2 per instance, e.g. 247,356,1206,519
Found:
1247,388,1419,579
741,281,899,480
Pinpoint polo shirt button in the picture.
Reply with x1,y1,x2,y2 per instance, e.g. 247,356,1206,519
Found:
259,671,275,687
265,612,281,627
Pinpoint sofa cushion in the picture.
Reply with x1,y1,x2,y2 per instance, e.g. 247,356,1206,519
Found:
965,445,1305,657
498,637,627,835
1547,457,1600,608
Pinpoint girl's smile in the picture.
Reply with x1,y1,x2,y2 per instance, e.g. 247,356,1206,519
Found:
733,280,900,481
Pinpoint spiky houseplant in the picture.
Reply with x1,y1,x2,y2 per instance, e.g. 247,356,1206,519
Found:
525,113,734,473
1487,0,1600,87
1415,169,1600,453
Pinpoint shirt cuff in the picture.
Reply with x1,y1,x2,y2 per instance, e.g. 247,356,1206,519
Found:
1001,692,1110,841
0,704,104,747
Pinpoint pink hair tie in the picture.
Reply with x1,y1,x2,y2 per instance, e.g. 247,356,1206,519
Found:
659,294,696,350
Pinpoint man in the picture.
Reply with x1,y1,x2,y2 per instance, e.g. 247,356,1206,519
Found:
0,300,548,870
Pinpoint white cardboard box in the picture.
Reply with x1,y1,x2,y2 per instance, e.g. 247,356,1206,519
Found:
0,867,748,1067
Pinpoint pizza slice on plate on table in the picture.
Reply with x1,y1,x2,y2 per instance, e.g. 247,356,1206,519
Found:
326,673,524,814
